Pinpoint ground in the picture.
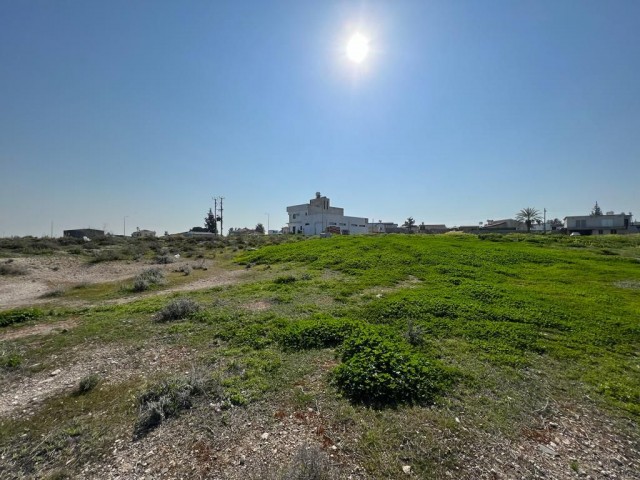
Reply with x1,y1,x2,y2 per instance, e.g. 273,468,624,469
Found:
0,235,638,479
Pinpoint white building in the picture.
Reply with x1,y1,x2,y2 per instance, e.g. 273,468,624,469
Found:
287,192,368,235
564,212,635,235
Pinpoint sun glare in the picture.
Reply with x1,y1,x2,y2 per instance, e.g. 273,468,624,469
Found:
346,33,370,63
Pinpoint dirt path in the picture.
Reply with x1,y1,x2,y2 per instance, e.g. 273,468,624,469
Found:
0,255,248,310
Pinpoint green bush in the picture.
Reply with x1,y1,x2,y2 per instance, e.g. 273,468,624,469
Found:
278,317,360,351
154,298,201,322
332,331,453,406
274,275,297,284
77,374,101,394
0,308,44,327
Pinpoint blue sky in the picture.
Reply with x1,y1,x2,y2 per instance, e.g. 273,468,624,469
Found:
1,0,639,236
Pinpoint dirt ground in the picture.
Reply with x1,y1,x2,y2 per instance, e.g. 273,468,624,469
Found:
0,255,246,310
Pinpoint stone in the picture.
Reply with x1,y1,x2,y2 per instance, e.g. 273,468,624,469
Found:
402,465,412,474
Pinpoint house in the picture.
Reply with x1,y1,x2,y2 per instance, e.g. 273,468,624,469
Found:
287,192,368,235
367,221,399,233
483,219,524,231
564,213,635,235
131,228,156,238
418,223,449,234
63,228,105,239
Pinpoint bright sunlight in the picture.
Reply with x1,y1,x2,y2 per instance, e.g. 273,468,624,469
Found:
346,33,370,63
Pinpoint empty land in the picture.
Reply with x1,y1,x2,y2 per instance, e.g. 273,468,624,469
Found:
0,233,638,479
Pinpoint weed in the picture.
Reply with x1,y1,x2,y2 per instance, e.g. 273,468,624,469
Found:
332,330,455,406
134,372,207,437
132,267,165,292
0,263,27,275
278,317,360,351
1,345,22,370
76,374,101,395
0,308,44,327
154,298,201,322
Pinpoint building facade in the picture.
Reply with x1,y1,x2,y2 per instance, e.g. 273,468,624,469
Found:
287,192,368,235
564,213,635,235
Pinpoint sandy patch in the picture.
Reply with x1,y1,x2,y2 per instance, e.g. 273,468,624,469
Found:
0,319,78,341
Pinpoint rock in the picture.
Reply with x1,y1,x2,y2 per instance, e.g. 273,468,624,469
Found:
402,465,412,474
50,369,61,376
538,445,559,457
261,432,270,440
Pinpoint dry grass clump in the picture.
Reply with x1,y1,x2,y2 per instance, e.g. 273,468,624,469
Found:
0,261,27,276
154,297,201,322
132,267,165,292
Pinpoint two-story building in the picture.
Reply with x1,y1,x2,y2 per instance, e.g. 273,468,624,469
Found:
564,213,635,235
287,192,368,235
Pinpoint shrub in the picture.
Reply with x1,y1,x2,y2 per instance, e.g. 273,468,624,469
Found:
404,319,425,346
0,308,44,327
278,318,360,351
77,374,101,394
132,268,165,292
332,331,453,406
154,298,201,322
277,444,339,480
0,263,27,276
155,254,175,264
134,373,207,437
176,264,192,276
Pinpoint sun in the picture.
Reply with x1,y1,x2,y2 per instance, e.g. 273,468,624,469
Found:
346,33,370,63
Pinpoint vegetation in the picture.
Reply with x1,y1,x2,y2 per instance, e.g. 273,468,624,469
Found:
591,201,603,216
205,208,219,234
0,233,639,478
515,207,542,232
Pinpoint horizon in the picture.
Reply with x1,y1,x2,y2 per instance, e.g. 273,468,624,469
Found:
2,1,639,237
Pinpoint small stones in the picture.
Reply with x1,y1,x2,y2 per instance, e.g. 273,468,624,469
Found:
402,465,412,474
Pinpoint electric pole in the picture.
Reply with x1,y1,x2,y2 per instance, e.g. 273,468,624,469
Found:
543,208,547,234
212,196,225,236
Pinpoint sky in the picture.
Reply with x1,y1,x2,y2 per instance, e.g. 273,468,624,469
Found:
1,0,639,236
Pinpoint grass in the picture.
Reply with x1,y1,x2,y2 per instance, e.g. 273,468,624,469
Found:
0,233,638,478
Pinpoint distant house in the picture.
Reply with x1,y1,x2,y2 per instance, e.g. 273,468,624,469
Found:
131,228,156,238
63,228,104,239
287,192,368,235
483,219,524,231
564,213,635,235
367,221,399,233
418,223,449,234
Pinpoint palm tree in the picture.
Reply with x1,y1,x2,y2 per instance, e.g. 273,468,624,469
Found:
515,207,542,233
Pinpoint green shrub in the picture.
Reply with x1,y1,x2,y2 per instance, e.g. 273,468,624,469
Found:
278,317,360,351
0,308,44,327
154,298,201,322
77,374,101,394
332,331,453,406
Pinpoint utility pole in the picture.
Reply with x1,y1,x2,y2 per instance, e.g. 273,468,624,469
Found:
123,216,128,237
265,213,270,233
212,196,224,236
543,208,547,234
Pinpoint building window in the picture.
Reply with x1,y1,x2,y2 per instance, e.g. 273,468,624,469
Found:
292,214,298,219
329,222,336,225
612,229,617,234
598,230,604,234
305,223,309,226
339,223,346,226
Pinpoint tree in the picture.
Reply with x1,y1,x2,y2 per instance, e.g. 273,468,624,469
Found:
515,207,542,233
550,218,563,229
403,217,416,233
591,201,603,216
255,223,265,234
204,208,218,234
